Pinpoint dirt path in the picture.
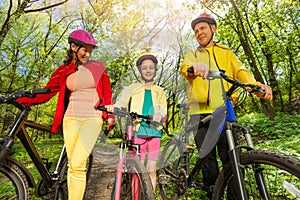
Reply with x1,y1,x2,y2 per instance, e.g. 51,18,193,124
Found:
85,143,119,199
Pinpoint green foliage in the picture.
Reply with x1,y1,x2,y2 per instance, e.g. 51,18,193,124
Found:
1,1,299,199
238,112,300,158
239,112,300,140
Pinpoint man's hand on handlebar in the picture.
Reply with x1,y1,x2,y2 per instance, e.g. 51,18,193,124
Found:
189,63,209,79
256,84,273,101
187,67,273,101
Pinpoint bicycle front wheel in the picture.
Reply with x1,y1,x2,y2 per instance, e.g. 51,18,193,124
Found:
0,159,30,200
158,139,183,200
111,158,154,200
213,150,300,200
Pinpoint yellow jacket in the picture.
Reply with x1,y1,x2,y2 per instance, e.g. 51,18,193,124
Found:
115,82,167,133
180,43,261,114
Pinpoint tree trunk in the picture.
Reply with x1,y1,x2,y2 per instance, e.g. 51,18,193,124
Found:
229,0,275,119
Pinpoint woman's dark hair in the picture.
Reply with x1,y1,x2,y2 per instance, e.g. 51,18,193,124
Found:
63,48,73,65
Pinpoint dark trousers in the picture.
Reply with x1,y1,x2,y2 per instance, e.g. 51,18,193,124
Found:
190,114,236,199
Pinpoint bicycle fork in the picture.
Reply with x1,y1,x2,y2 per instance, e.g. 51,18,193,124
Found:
114,146,126,200
225,122,248,200
226,123,271,200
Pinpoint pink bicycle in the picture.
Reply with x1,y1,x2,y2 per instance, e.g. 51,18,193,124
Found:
97,106,155,200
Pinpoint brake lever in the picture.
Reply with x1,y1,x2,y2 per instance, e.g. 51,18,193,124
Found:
248,85,265,95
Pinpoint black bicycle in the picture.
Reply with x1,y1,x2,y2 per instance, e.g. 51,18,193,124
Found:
0,89,92,200
158,70,300,199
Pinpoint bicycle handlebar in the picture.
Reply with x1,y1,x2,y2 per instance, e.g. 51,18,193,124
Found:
0,88,50,103
187,67,265,95
97,106,152,121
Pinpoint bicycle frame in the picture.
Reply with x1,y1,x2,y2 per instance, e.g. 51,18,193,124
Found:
97,106,155,200
113,118,142,200
0,90,69,200
0,102,66,188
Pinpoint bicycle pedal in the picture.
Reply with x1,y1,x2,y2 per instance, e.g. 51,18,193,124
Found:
159,174,170,185
107,182,114,189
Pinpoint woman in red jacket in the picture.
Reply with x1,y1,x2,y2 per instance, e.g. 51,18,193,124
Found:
18,29,115,200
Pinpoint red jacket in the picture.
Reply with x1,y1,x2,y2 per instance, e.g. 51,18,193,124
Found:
18,60,113,132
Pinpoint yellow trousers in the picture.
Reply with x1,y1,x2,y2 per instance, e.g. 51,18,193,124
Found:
63,117,103,200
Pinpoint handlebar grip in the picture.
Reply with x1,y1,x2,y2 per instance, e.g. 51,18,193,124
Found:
30,88,50,95
97,106,107,112
187,68,222,80
96,105,115,115
150,120,162,127
250,85,265,95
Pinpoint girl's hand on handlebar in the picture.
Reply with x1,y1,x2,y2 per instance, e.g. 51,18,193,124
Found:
256,84,273,100
153,113,162,122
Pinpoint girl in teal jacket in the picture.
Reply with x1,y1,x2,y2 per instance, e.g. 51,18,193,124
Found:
115,54,167,190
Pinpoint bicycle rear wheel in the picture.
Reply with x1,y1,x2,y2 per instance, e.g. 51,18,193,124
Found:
111,158,154,200
213,150,300,199
0,159,30,200
158,139,183,200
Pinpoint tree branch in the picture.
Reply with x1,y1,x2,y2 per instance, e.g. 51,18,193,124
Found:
24,0,69,13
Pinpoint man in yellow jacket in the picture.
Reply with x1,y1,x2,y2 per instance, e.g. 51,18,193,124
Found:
180,13,273,199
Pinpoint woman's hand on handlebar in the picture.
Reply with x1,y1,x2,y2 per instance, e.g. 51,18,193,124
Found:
105,105,116,130
105,105,114,112
106,118,116,131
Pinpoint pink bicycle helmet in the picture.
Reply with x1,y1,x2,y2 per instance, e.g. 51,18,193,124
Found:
68,30,98,48
191,14,217,30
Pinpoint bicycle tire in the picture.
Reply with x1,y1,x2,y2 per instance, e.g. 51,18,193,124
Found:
111,158,155,200
0,159,30,200
213,150,300,199
158,139,184,200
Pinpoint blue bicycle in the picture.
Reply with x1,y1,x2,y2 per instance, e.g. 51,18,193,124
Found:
158,69,300,199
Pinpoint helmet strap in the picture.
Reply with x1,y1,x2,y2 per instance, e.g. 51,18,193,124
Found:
201,25,214,47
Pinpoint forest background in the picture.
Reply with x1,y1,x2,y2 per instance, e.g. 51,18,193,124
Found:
0,0,299,165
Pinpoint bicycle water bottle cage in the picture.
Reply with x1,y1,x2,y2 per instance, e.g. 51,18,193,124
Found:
184,145,195,153
42,158,52,170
